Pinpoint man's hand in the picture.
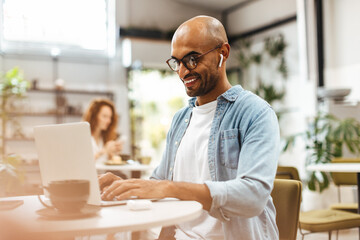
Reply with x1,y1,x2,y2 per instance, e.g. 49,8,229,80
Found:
99,178,213,211
101,179,169,201
98,172,122,193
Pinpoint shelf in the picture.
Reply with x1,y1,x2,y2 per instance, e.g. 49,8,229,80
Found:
5,137,34,141
7,88,114,118
27,88,114,99
9,112,83,117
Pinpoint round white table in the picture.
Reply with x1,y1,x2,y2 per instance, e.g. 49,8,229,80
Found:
0,195,202,238
307,163,360,173
307,163,360,213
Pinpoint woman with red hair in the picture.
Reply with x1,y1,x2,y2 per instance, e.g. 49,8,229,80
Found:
83,98,122,161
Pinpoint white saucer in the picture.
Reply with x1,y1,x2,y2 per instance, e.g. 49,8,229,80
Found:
36,204,101,219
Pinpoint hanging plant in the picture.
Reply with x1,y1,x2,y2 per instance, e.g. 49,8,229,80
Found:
233,34,288,106
254,81,285,105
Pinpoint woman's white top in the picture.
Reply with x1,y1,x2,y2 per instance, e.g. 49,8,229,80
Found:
91,136,107,162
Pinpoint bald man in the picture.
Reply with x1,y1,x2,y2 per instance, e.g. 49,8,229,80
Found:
99,16,280,240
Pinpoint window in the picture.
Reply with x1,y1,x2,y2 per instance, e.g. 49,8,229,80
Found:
0,0,115,57
128,69,187,167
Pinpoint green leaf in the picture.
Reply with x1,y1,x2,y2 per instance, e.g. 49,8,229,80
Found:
308,172,316,191
251,53,262,64
319,172,330,192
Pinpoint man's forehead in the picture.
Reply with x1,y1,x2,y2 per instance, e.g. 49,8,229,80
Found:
171,41,202,58
171,31,209,57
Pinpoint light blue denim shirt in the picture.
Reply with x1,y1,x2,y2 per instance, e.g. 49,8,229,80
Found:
151,85,280,240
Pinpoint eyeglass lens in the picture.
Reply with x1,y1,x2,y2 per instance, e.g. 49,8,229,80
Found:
167,44,222,72
168,55,197,71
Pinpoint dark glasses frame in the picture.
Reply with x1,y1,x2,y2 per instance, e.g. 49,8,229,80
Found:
166,44,222,72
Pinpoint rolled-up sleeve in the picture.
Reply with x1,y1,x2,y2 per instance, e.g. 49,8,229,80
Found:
204,180,230,221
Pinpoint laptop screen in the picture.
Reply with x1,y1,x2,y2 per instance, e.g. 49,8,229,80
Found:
34,122,102,205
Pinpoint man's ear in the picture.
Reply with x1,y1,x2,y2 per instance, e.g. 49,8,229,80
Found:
219,42,230,63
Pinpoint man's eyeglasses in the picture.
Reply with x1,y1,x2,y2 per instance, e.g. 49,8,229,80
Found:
166,44,222,72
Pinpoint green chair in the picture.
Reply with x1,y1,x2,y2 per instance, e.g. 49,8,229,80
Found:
276,165,360,240
276,166,300,180
330,158,360,213
299,209,360,239
271,179,302,240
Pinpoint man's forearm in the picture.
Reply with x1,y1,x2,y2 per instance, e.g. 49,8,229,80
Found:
165,181,213,211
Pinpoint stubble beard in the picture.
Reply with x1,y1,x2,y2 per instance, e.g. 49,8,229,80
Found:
185,72,219,97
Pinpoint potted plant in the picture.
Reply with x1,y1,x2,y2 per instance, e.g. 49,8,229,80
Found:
0,66,29,196
283,111,360,192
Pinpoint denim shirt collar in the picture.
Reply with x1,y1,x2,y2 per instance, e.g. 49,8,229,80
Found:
187,85,244,107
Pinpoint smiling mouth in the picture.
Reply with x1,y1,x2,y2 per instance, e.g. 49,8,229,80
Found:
183,77,198,86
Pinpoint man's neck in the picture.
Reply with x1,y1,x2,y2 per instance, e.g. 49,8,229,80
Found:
196,81,232,106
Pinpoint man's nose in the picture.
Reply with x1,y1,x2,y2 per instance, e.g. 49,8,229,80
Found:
178,62,190,79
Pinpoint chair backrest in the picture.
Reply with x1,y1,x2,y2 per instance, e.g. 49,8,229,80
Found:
276,166,301,181
331,158,360,186
271,179,302,240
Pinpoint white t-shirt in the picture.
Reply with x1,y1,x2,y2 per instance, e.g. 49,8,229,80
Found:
173,100,224,240
91,136,107,162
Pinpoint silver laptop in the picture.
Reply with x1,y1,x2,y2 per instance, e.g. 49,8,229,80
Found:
34,122,128,206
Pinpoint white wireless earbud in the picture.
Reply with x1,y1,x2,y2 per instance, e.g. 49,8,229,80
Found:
218,54,224,68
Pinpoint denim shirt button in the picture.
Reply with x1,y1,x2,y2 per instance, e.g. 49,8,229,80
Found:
185,119,188,123
175,141,178,145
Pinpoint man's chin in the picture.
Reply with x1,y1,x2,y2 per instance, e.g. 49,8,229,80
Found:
185,88,197,97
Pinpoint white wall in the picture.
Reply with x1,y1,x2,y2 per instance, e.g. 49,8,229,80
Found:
122,38,172,69
324,0,360,101
324,0,360,68
226,0,297,35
